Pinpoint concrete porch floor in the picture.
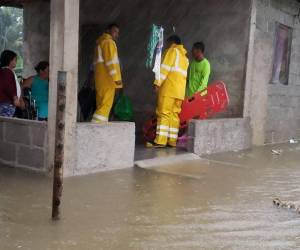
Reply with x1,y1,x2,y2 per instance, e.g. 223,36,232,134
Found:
1,143,300,249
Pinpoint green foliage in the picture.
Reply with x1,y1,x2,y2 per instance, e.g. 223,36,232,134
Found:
15,55,23,75
0,7,23,58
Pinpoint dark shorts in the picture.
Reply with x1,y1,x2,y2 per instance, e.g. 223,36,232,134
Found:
38,117,48,121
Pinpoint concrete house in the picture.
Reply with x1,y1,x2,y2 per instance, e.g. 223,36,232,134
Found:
1,0,300,176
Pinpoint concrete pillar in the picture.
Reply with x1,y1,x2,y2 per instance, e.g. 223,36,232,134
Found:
243,0,256,119
48,0,64,173
249,30,272,145
62,0,80,176
243,0,272,145
48,0,79,175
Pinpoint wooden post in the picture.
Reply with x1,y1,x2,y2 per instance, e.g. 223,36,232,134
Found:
52,71,67,220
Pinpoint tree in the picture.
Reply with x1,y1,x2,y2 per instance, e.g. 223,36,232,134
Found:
0,6,23,61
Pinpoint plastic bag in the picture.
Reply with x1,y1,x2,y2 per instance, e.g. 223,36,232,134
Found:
113,93,134,121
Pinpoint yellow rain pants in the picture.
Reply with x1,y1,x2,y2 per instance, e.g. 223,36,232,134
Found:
155,94,182,146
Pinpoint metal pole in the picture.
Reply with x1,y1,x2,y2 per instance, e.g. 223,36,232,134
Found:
52,71,67,220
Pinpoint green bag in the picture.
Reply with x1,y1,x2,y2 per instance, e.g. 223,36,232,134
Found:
113,93,134,121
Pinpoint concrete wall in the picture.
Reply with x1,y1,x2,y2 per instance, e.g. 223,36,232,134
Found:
79,0,252,132
188,118,252,155
0,117,48,171
71,122,135,176
22,0,50,78
247,0,300,144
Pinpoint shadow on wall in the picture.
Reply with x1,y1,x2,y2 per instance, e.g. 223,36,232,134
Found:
78,0,252,134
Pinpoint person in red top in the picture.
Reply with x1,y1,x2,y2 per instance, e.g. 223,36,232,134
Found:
0,50,23,117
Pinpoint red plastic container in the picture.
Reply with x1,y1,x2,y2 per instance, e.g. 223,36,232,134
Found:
179,81,229,124
143,81,230,143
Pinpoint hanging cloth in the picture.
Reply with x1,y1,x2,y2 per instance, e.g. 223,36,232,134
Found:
146,24,163,68
152,26,164,83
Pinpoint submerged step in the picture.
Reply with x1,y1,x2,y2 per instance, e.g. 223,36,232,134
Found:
135,153,200,169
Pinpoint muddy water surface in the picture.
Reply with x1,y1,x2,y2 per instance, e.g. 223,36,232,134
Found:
1,144,300,249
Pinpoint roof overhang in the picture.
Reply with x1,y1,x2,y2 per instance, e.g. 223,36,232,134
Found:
1,0,300,8
0,0,49,8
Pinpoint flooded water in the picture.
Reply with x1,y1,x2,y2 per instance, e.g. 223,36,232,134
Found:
1,143,300,249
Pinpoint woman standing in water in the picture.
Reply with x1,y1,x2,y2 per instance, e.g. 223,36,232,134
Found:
23,61,49,121
0,50,23,117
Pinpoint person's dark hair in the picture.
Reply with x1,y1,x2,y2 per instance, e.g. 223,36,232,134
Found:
167,35,182,45
106,23,119,31
34,61,49,73
0,50,17,68
193,42,205,53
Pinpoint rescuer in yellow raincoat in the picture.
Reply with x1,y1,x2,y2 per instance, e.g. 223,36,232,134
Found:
92,23,122,123
147,35,189,147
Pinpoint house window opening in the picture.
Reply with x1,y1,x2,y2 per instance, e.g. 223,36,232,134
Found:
271,23,292,85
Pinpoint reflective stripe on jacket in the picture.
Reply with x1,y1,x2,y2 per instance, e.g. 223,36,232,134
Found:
94,33,122,88
154,44,189,100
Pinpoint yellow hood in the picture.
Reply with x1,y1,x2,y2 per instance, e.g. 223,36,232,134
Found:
171,44,187,56
96,33,112,44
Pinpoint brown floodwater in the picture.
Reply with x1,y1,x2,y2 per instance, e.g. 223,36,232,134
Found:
1,143,300,249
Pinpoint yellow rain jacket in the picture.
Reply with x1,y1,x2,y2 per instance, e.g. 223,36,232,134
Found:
94,33,122,89
154,44,189,100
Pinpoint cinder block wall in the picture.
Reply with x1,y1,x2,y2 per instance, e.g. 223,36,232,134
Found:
22,0,251,121
79,0,252,134
0,118,135,176
0,117,48,171
253,0,300,143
